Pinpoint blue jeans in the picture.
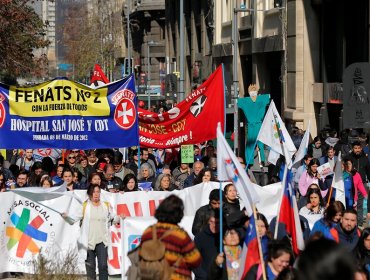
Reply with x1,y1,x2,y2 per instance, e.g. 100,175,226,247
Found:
86,242,108,280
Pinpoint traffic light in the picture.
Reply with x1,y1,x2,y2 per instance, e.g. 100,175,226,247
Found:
123,58,134,76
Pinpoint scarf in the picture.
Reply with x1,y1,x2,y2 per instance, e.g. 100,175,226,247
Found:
224,245,242,280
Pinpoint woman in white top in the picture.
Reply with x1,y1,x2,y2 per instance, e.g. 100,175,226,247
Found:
63,184,122,280
299,187,325,230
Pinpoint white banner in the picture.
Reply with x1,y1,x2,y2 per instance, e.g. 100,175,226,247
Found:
0,181,281,275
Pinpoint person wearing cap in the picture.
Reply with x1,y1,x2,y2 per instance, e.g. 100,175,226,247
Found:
192,189,221,235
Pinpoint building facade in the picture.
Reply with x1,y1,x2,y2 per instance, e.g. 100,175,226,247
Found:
213,0,370,139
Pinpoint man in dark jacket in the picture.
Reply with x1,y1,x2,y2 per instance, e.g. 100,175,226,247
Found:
192,189,220,235
194,209,220,280
348,141,370,226
330,209,360,252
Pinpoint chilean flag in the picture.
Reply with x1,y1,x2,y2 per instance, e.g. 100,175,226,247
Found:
239,215,260,279
278,172,304,255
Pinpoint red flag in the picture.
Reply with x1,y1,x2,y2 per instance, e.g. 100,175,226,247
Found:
278,176,304,255
239,216,260,278
138,65,225,148
90,64,109,87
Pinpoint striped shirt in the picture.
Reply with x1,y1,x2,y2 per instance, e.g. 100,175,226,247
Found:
141,222,202,280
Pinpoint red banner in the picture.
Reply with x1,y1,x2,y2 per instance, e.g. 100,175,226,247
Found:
139,66,225,148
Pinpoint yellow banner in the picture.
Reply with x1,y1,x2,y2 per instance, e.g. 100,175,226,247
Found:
9,80,110,117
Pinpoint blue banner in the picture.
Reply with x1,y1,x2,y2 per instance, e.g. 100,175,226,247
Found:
0,75,139,149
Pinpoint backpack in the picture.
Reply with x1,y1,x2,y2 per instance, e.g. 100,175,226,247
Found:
126,225,181,280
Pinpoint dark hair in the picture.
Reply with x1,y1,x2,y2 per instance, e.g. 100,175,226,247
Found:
17,170,29,178
267,240,293,263
324,201,344,225
71,167,83,182
354,228,370,268
209,189,220,201
193,167,216,184
122,173,138,192
313,136,321,144
306,188,324,207
276,267,299,280
223,183,236,200
0,171,5,190
113,152,123,165
343,208,358,217
40,175,53,187
41,157,55,174
307,158,320,177
31,161,43,172
325,146,335,154
154,195,184,224
343,157,358,175
352,141,362,148
256,212,271,238
87,172,102,184
61,167,73,177
297,238,355,280
87,183,100,198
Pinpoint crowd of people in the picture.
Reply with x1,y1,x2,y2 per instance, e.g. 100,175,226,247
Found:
0,127,370,279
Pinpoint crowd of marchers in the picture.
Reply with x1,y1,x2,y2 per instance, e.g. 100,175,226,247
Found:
1,127,370,279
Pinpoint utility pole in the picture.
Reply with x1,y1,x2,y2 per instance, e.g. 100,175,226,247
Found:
127,0,131,75
179,0,184,102
232,3,240,154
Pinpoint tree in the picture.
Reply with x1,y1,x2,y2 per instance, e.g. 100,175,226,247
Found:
62,2,101,82
0,0,50,80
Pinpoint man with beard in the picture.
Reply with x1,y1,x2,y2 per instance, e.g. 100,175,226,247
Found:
330,209,360,251
348,141,370,226
194,209,220,280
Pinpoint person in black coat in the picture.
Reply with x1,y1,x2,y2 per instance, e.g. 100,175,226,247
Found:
348,141,370,226
192,189,221,235
223,183,249,229
194,209,220,280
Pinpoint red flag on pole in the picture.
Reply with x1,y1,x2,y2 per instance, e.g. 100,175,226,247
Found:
90,64,109,87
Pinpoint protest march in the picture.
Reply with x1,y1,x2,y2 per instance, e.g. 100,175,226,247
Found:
0,65,369,280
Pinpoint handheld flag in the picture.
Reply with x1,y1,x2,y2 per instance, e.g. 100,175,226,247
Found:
292,121,310,166
217,123,260,216
278,172,305,255
256,100,296,167
239,215,261,279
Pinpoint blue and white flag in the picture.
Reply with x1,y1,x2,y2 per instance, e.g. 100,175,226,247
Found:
256,100,296,167
292,121,310,165
217,124,260,216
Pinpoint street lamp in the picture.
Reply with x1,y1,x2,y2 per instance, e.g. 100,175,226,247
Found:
125,0,132,75
147,40,159,110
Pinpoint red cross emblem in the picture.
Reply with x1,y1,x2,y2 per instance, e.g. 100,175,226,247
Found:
0,93,5,128
114,98,136,130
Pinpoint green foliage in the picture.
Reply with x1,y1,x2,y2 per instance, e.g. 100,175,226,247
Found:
0,0,50,80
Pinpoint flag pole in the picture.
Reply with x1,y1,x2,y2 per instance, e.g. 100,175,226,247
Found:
219,181,223,255
274,164,288,239
253,204,267,280
272,113,289,240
